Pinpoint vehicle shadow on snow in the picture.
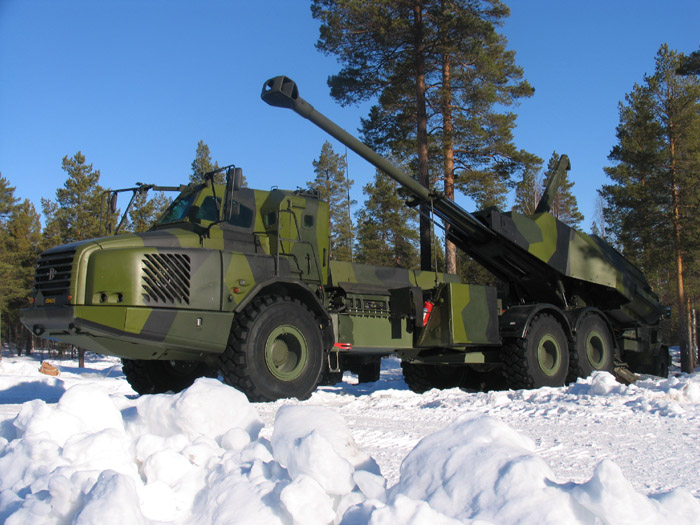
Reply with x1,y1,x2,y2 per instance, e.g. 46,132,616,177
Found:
0,380,67,404
318,360,411,397
53,364,123,379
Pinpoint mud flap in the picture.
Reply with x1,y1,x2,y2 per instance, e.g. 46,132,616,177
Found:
613,358,638,385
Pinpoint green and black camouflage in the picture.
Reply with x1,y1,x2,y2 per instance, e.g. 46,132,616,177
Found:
20,76,669,400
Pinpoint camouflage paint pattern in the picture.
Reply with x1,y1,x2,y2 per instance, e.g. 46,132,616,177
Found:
484,208,664,328
328,260,460,290
418,283,500,348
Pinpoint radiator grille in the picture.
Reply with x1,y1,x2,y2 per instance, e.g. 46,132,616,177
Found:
142,253,191,305
34,250,75,297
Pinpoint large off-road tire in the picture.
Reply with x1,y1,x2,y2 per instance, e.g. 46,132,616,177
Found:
651,346,670,378
568,314,614,382
401,362,468,394
219,296,324,402
503,314,569,389
121,359,215,395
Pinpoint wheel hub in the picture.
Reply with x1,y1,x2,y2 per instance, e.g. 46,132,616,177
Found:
585,330,606,368
537,335,561,376
265,325,308,381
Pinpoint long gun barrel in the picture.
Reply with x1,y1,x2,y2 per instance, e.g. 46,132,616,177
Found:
261,76,494,245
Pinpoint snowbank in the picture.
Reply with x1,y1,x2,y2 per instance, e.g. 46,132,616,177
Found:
381,412,700,524
1,368,699,524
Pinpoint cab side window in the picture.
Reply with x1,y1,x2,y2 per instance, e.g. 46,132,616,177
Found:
195,196,221,222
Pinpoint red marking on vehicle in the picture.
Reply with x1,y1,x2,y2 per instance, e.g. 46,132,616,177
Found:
423,301,434,326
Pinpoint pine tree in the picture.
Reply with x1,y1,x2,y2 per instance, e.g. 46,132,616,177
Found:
601,85,668,266
602,44,700,372
541,151,584,227
313,0,534,275
677,49,700,76
42,152,106,244
0,179,41,351
190,140,221,184
0,174,19,222
148,192,173,225
308,142,355,261
355,170,419,268
590,194,607,240
124,191,165,232
0,174,18,347
512,162,543,215
313,0,437,270
40,199,63,249
3,200,42,353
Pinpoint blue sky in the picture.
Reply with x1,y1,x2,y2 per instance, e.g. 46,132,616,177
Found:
1,0,698,231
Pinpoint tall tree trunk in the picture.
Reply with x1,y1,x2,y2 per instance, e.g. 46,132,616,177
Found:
413,1,432,271
670,139,695,372
441,53,457,275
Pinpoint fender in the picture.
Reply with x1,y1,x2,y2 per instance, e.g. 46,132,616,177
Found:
499,303,571,341
234,278,334,350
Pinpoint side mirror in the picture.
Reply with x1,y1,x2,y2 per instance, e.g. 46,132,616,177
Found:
224,167,243,220
110,192,118,214
187,205,201,223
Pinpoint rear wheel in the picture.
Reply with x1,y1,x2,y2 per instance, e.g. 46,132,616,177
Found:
568,315,614,382
503,314,569,389
121,359,215,395
651,346,670,378
219,296,324,402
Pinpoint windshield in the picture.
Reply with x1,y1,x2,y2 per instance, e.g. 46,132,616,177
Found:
157,189,222,225
158,191,197,225
155,186,255,228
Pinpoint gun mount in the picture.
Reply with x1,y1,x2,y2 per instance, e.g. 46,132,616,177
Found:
261,76,663,328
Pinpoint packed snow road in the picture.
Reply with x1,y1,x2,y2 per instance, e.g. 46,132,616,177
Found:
0,349,698,523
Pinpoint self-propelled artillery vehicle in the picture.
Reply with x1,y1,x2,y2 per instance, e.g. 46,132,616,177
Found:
21,76,669,401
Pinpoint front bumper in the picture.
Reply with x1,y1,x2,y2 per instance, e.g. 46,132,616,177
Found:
21,305,233,360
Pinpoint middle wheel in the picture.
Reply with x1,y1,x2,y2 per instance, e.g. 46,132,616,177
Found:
503,313,569,389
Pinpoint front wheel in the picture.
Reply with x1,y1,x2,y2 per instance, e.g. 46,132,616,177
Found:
503,314,569,389
219,296,324,402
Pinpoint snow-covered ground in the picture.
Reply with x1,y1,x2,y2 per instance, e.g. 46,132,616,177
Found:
1,348,699,524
